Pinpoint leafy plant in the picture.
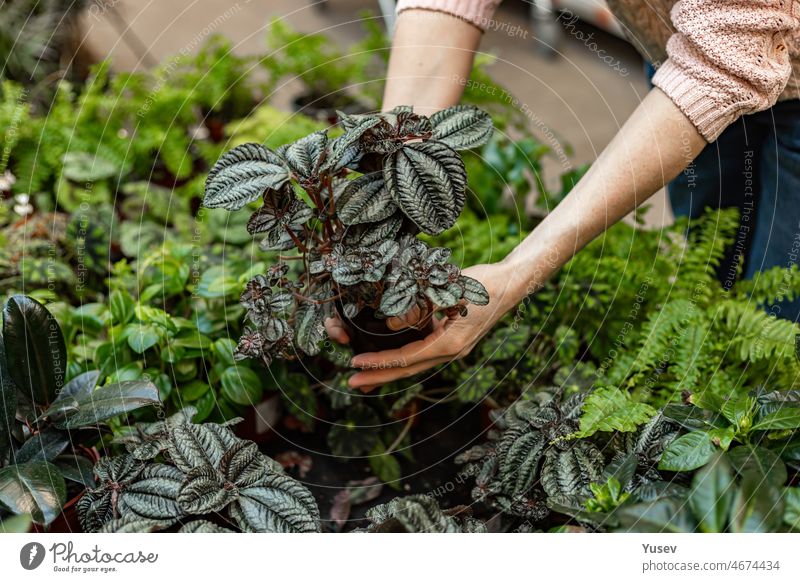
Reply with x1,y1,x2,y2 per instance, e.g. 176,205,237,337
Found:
0,295,160,525
80,408,320,533
457,393,679,524
203,105,493,361
358,494,485,533
658,389,800,474
613,452,798,533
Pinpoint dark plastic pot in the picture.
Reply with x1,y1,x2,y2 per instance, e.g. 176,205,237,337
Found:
338,304,433,355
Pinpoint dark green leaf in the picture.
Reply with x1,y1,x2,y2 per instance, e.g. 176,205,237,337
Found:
232,472,320,532
659,431,717,472
728,445,787,487
3,295,67,406
57,380,160,429
0,461,66,525
338,172,396,225
220,366,263,406
688,453,735,533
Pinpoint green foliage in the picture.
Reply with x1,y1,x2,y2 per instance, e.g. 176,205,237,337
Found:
0,295,159,526
80,409,320,533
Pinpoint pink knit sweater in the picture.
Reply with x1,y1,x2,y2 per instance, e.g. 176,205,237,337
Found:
396,0,800,142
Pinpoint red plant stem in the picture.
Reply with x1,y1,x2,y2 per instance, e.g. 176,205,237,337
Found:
285,226,307,253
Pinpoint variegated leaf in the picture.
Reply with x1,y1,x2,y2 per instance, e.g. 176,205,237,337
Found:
424,283,462,308
220,441,269,487
177,465,235,514
379,277,419,317
280,131,327,180
338,173,396,225
498,430,546,496
460,275,489,305
117,464,184,521
384,141,466,235
166,422,240,473
204,143,289,210
179,520,235,533
429,105,493,150
540,442,604,498
231,472,320,533
295,302,325,356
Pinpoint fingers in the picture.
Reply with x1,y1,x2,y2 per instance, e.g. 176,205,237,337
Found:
350,318,448,370
348,356,451,392
324,316,350,344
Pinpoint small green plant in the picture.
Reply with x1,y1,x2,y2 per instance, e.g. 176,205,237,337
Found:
80,408,320,533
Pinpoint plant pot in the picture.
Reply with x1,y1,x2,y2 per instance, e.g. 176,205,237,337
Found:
338,305,433,355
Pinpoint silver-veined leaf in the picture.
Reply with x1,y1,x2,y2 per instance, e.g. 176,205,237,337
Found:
384,141,466,235
429,105,493,150
204,143,289,210
231,472,320,533
338,173,396,225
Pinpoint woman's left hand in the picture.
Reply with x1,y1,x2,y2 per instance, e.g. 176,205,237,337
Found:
348,262,521,392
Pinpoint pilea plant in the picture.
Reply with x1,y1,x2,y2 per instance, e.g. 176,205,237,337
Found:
202,105,493,359
357,494,486,533
79,407,320,533
455,391,679,524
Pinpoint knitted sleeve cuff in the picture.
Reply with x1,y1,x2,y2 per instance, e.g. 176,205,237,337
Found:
651,58,738,143
396,0,502,32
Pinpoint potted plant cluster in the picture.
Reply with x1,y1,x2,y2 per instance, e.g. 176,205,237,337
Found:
203,105,494,360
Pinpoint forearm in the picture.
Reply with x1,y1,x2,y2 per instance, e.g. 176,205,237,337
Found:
498,88,707,310
382,10,482,114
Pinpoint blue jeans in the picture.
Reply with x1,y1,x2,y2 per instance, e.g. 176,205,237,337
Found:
667,99,800,321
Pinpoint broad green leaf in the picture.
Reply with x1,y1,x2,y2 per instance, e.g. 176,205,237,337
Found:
3,295,67,406
14,429,69,463
753,407,800,431
220,366,263,406
56,380,160,429
689,453,735,533
0,461,66,525
572,386,656,439
615,498,695,533
127,323,160,354
728,445,787,487
659,431,717,472
0,333,16,462
0,513,32,533
783,487,800,531
457,365,497,403
729,467,784,533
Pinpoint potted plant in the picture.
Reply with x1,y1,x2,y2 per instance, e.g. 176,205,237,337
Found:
0,295,161,530
202,104,493,362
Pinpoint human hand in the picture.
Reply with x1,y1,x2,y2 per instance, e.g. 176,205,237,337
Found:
346,262,521,392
